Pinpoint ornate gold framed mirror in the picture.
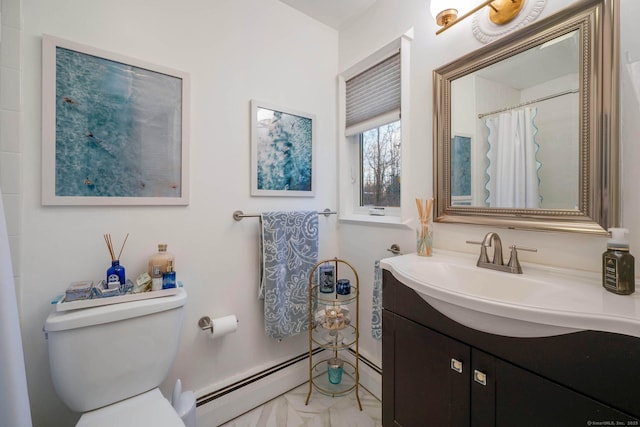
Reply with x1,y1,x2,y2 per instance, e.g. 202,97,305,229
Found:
433,0,618,234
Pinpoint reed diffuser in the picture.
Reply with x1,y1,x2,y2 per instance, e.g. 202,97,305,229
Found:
416,198,433,256
104,233,129,291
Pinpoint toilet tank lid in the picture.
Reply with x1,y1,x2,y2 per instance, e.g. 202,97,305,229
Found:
44,288,186,332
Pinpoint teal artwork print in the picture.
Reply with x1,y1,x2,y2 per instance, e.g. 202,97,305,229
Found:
55,47,183,198
255,107,312,192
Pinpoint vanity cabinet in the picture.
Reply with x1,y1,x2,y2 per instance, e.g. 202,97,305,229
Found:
382,270,640,427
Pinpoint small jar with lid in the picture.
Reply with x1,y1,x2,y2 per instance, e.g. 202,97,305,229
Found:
602,228,635,295
148,244,174,276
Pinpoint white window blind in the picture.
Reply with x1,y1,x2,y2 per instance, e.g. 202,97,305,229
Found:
345,51,401,136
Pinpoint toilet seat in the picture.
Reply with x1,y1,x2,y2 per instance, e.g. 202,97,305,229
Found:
76,388,185,427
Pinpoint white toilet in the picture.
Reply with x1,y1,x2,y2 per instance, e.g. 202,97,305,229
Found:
44,288,188,427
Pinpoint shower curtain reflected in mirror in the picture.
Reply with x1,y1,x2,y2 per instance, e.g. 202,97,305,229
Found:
485,107,542,209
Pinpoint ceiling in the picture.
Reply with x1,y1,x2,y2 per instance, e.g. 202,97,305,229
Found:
279,0,377,29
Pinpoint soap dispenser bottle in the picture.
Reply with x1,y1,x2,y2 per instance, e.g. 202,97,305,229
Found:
163,260,176,289
602,228,635,295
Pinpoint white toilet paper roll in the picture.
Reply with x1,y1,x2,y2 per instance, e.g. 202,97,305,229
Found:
209,314,238,338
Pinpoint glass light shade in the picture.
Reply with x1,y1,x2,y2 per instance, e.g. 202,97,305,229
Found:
430,0,451,20
431,1,480,20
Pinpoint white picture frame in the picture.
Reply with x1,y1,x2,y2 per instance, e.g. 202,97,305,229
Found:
41,34,190,206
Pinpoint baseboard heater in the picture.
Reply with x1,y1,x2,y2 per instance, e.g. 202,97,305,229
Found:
196,347,323,407
196,348,382,408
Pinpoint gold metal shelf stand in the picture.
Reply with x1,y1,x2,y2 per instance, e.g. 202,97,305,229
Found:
305,257,362,410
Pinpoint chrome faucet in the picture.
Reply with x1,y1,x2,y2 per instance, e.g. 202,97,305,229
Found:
467,232,537,274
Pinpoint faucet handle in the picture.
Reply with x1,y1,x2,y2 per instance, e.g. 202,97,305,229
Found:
466,240,490,264
507,246,523,274
511,245,537,253
506,245,537,274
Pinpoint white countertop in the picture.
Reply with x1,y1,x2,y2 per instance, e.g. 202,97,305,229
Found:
380,250,640,338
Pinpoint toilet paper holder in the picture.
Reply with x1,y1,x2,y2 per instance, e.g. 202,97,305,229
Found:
198,316,214,332
198,315,239,335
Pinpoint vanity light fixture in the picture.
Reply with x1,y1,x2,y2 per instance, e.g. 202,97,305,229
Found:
430,0,525,35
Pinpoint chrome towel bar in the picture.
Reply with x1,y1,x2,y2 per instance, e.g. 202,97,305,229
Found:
233,208,336,221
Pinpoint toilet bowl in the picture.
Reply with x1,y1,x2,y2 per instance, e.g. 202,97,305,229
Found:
44,288,188,426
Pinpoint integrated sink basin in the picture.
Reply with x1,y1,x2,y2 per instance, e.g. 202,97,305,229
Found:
380,250,640,338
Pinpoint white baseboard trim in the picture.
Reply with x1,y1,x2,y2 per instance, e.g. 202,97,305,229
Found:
195,349,382,426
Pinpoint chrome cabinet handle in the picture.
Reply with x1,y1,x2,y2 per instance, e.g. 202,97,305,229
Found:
474,369,487,386
450,358,463,373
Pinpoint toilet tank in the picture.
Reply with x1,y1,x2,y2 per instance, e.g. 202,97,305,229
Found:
44,288,187,413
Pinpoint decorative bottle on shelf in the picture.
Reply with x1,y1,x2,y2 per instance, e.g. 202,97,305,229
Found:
107,260,126,290
148,244,174,276
602,228,635,295
162,260,176,289
151,265,163,291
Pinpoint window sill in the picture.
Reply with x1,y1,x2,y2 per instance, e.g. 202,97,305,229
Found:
338,213,412,229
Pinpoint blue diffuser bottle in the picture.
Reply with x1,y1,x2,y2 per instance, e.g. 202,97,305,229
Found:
103,233,129,293
107,260,126,289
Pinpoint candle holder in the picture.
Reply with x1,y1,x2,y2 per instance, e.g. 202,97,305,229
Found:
336,279,351,295
327,358,344,385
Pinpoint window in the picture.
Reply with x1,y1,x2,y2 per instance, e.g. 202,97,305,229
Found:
338,30,412,224
346,52,401,210
360,121,401,207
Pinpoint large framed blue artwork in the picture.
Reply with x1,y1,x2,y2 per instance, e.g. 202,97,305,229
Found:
250,100,315,197
41,35,190,205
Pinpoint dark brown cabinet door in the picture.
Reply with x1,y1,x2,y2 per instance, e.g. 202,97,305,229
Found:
494,357,637,426
470,349,495,427
384,311,470,427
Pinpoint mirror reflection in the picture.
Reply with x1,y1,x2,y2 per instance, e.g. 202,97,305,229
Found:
450,30,580,210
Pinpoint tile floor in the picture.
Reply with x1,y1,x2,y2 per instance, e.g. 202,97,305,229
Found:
219,382,382,427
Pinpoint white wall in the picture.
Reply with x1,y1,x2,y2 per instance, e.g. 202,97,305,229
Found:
18,1,338,425
338,0,640,371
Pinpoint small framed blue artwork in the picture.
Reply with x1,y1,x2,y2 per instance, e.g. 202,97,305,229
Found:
451,135,472,206
250,100,315,197
41,35,190,205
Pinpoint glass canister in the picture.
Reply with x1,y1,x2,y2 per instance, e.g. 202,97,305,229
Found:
148,244,174,276
417,220,433,256
327,358,344,384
